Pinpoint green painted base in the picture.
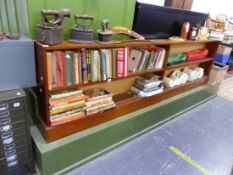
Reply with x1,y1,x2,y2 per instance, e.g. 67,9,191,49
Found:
31,83,220,175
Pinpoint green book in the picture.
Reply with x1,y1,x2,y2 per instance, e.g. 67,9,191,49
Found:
65,51,74,86
112,49,117,79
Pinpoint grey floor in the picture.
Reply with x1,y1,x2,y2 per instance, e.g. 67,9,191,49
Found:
65,96,233,175
4,96,233,175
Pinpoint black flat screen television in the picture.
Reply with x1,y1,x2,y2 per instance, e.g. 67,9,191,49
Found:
132,2,208,39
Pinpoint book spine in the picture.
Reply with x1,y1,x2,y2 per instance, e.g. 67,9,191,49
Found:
55,51,66,88
91,50,98,82
65,51,74,86
112,49,117,79
97,50,101,81
73,52,79,84
46,52,52,90
86,50,92,82
51,52,57,88
116,48,124,78
81,49,88,84
124,47,129,77
101,49,107,81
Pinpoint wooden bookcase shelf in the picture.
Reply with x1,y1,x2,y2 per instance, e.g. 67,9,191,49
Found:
35,39,219,142
166,57,213,69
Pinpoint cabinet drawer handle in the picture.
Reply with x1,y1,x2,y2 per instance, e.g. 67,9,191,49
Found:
0,118,11,125
0,111,9,118
1,131,13,139
7,160,18,167
0,124,12,132
13,102,21,108
0,104,9,111
4,143,15,151
2,136,14,145
6,153,17,162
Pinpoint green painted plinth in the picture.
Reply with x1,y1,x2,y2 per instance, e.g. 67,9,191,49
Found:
31,83,219,175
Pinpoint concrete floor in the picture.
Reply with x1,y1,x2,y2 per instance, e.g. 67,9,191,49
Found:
3,96,233,175
66,96,233,175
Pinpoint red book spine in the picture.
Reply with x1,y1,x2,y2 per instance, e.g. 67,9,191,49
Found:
55,51,65,88
116,48,124,78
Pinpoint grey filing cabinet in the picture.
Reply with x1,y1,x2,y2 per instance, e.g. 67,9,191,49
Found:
0,36,36,92
0,89,34,173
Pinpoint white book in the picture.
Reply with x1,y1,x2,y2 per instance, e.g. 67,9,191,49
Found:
91,50,98,82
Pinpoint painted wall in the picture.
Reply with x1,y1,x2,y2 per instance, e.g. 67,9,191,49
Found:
27,0,136,39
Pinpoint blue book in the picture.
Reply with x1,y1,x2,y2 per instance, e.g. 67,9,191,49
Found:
101,49,107,81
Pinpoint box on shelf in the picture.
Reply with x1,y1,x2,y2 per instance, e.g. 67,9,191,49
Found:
215,53,231,64
217,45,232,55
208,62,229,85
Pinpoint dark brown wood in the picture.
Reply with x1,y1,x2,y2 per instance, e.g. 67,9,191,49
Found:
41,76,208,142
165,0,184,9
182,0,193,10
34,39,219,142
165,0,193,10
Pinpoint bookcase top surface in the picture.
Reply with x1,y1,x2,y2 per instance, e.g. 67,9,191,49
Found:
36,39,220,50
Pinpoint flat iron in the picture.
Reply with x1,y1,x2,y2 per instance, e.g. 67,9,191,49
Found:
70,14,94,43
97,19,113,43
36,9,70,45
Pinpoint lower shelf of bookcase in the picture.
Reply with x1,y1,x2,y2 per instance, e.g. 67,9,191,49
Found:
37,76,209,142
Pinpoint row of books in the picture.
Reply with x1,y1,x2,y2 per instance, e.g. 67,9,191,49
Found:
130,75,163,97
46,47,166,90
49,88,115,126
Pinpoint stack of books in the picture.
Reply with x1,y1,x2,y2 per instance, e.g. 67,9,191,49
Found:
84,88,116,116
130,75,163,97
49,89,88,126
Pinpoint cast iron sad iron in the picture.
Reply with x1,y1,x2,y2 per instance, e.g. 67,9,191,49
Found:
36,9,70,45
69,14,94,43
97,19,113,43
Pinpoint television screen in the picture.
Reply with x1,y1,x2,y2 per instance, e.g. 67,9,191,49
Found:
132,2,208,39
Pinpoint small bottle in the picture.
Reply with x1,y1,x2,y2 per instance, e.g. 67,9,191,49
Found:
188,27,197,41
180,22,190,40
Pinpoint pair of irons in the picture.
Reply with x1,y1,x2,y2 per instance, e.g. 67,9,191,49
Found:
36,9,112,45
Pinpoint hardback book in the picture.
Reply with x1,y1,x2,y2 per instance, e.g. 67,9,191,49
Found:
129,49,143,72
124,47,129,77
50,110,85,126
156,48,166,69
142,51,151,71
55,51,66,88
65,51,74,86
138,49,148,71
86,50,92,82
84,88,112,101
81,49,88,84
50,89,83,99
91,50,99,82
116,48,125,78
73,52,80,84
146,51,156,70
106,49,113,79
112,49,117,78
49,94,88,107
100,49,107,81
46,52,52,90
51,52,57,88
130,86,163,97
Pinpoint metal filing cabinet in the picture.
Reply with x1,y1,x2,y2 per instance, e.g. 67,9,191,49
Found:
0,89,34,173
